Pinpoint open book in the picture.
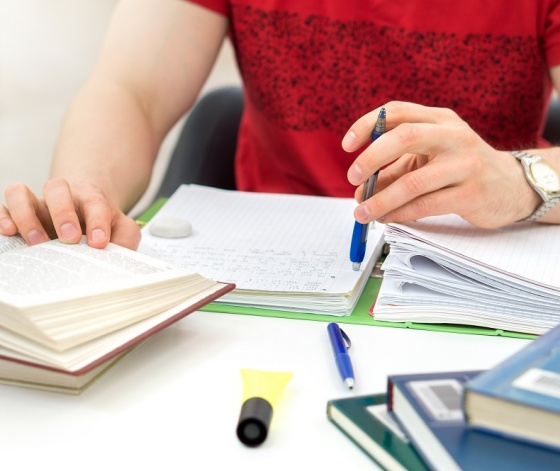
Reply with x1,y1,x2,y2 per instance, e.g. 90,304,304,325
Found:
138,185,386,316
0,234,234,393
371,214,560,335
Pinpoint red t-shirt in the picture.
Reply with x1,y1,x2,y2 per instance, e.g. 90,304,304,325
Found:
186,0,560,197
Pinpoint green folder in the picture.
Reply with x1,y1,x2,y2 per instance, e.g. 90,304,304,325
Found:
138,198,536,340
200,277,535,339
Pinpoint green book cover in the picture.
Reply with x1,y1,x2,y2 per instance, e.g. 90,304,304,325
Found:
327,393,428,471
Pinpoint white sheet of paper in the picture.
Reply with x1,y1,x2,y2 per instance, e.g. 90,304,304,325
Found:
138,185,386,315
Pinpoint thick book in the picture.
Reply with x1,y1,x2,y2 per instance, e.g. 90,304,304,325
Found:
371,214,560,335
387,370,560,471
0,234,234,392
464,323,560,449
327,393,428,471
137,185,386,317
0,344,140,394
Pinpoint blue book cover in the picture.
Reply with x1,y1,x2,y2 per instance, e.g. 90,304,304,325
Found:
464,323,560,449
387,370,560,471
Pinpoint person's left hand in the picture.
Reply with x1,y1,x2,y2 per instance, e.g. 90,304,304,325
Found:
342,101,540,228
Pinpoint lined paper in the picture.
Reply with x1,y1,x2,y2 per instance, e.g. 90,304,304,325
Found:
373,214,560,334
385,214,560,290
138,185,386,315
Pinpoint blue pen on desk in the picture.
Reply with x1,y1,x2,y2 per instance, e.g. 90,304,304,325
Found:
349,107,386,271
327,322,355,389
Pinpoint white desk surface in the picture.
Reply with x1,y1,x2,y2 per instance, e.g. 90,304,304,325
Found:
0,311,529,471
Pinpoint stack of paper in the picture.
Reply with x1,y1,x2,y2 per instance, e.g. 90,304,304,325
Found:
138,185,386,316
372,214,560,335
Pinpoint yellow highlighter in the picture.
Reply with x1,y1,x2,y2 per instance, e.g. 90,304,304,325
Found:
236,368,293,447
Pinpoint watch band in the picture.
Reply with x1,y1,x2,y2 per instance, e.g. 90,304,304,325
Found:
522,199,559,222
510,151,560,222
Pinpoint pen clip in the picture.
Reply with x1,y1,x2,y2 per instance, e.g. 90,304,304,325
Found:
339,328,352,351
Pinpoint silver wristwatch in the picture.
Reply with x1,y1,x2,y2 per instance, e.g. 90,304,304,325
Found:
510,151,560,222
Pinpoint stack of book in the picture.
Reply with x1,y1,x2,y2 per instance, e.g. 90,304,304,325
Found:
327,323,560,470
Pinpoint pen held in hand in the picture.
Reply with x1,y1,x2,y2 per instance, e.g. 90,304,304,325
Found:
349,107,386,270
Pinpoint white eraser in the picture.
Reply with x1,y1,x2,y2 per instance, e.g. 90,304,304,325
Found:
148,218,192,238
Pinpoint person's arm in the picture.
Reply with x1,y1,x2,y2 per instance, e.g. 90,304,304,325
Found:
1,0,228,249
519,64,560,223
342,65,560,228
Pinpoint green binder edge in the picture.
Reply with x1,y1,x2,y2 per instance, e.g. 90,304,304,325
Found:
139,197,536,340
136,198,168,225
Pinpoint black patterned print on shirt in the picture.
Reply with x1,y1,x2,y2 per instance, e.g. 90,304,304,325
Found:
232,6,546,148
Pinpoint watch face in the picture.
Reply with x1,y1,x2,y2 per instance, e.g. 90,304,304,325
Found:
529,160,560,193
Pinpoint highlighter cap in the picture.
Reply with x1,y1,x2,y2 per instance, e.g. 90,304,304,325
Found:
236,397,273,447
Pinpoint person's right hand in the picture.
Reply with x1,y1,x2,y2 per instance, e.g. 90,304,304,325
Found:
0,178,141,250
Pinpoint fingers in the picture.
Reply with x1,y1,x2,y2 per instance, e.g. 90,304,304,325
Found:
0,204,17,236
344,101,467,187
73,183,140,249
342,106,385,151
353,155,472,224
43,178,83,244
343,101,504,226
352,152,424,202
4,182,51,245
4,179,140,250
342,101,460,153
348,119,472,188
381,186,478,224
69,182,113,248
109,214,142,250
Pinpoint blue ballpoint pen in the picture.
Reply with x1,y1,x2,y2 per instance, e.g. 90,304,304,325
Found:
349,107,386,271
327,322,355,389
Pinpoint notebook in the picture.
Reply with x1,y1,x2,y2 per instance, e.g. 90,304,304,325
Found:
372,214,560,335
138,185,385,317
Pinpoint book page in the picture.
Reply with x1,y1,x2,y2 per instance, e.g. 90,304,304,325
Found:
0,237,189,303
0,236,229,350
0,235,26,255
138,185,384,294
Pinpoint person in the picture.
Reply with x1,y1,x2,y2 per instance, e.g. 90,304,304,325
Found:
2,0,560,252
